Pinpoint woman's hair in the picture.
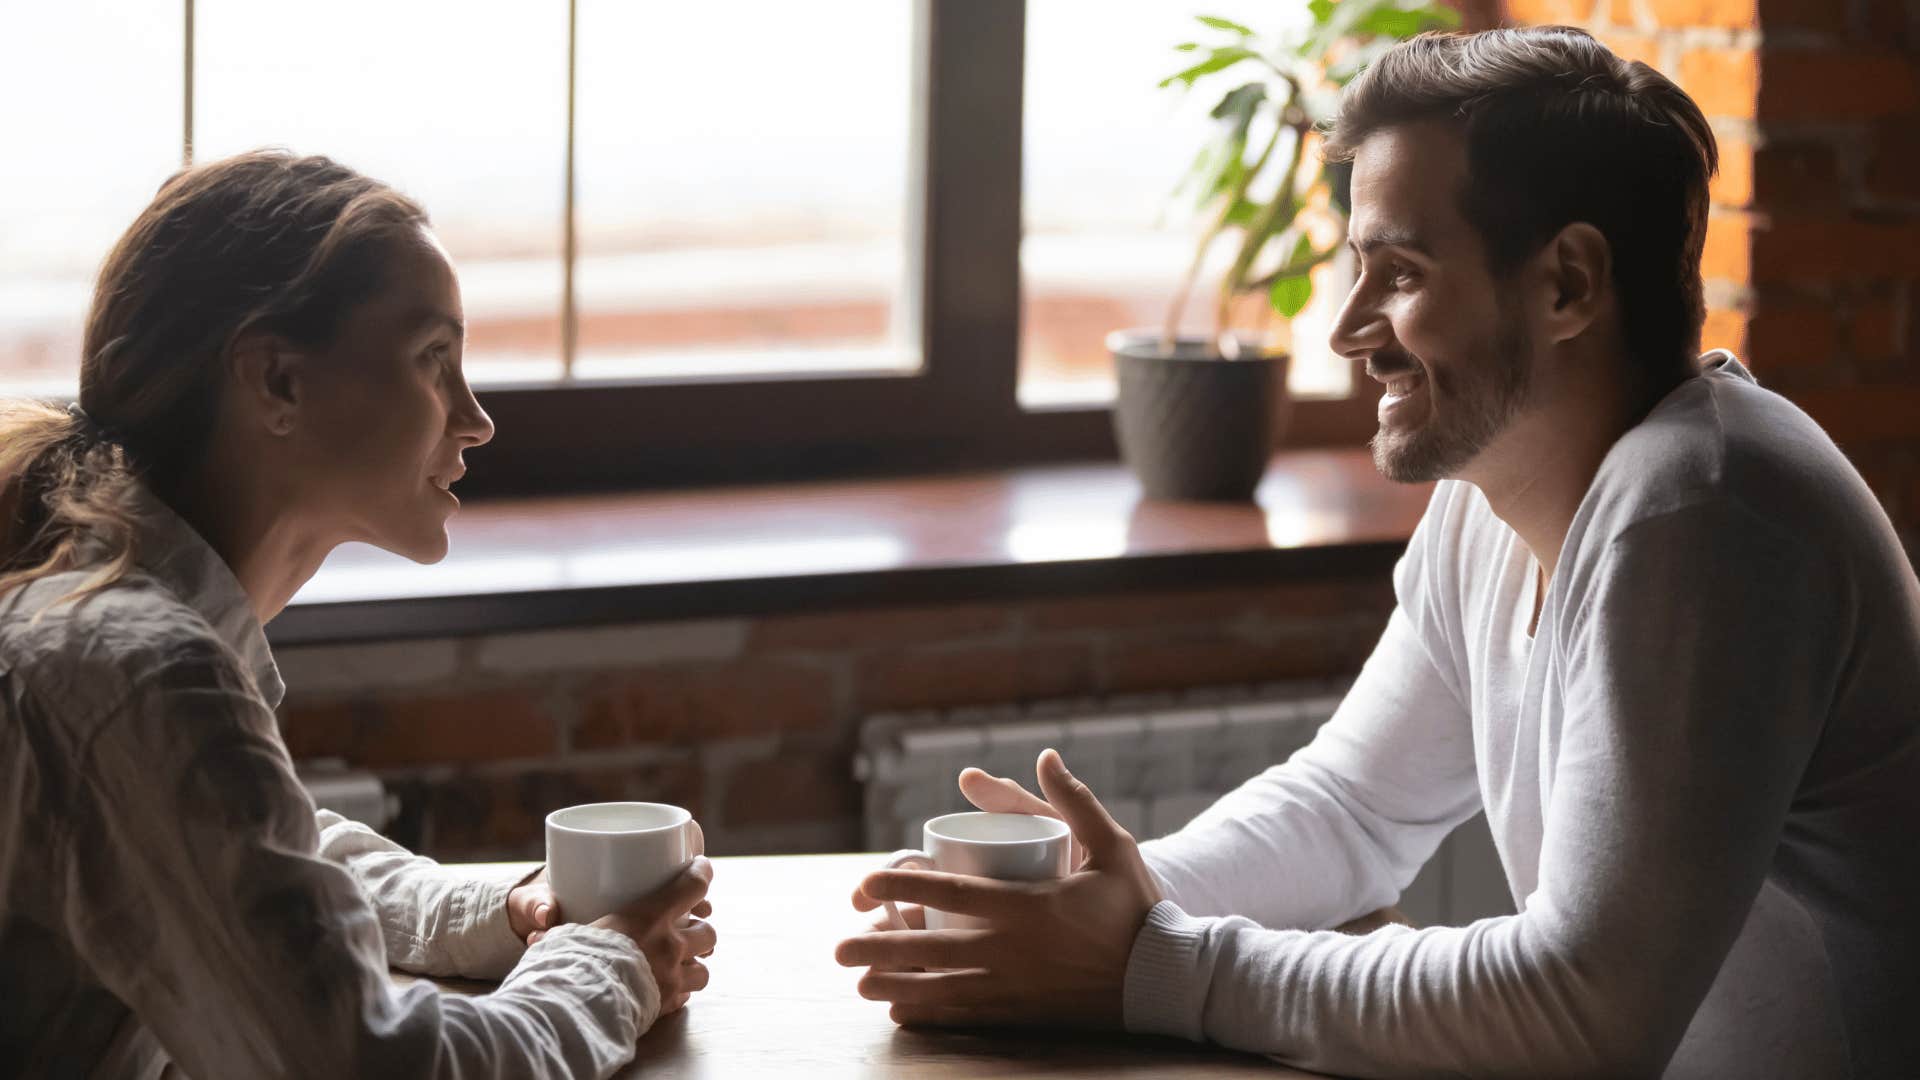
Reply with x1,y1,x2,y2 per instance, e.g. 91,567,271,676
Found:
1324,26,1718,386
0,150,428,607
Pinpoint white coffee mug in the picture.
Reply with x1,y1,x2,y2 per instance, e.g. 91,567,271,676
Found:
881,811,1072,931
545,802,700,925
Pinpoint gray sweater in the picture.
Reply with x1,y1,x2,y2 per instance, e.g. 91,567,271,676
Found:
1128,356,1920,1077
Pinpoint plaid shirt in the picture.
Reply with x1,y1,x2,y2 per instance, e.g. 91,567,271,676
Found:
0,486,655,1078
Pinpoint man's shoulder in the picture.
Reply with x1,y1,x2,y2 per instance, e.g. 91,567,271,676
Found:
1581,361,1875,551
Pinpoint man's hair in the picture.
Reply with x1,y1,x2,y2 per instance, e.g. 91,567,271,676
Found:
1324,27,1718,383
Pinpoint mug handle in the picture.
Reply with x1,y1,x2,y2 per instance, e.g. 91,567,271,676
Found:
879,849,934,931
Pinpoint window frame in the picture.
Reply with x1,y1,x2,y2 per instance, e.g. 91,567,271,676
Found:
465,0,1374,496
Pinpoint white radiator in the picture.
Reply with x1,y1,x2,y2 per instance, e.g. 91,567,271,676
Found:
854,680,1514,927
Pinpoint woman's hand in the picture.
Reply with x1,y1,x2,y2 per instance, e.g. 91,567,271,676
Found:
507,867,558,942
544,859,718,1014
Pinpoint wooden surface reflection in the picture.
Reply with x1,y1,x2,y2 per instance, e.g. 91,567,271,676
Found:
276,450,1429,645
410,854,1311,1079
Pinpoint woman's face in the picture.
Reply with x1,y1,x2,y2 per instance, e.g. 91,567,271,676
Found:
293,229,493,563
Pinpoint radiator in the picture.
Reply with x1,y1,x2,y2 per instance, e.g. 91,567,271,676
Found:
854,679,1515,927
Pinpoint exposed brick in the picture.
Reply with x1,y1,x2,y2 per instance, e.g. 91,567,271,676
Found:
1758,49,1920,122
1753,216,1920,280
276,640,460,699
1757,0,1848,35
1860,0,1918,49
855,641,1095,712
1502,0,1597,24
1105,629,1361,695
1746,301,1837,367
748,604,1011,652
1596,30,1662,69
1710,137,1755,208
471,619,746,676
1021,579,1388,634
1788,385,1920,442
420,760,704,859
720,753,861,829
1847,299,1903,357
1679,48,1759,118
283,693,559,768
1701,213,1754,283
575,660,837,748
1864,115,1920,202
1752,140,1842,208
1702,305,1751,355
1649,0,1758,30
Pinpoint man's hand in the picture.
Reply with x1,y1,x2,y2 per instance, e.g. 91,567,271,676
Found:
835,749,1162,1029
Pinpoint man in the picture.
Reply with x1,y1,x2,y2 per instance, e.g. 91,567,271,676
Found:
835,27,1920,1078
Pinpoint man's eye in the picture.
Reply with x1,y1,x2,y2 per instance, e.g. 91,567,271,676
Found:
1391,264,1419,286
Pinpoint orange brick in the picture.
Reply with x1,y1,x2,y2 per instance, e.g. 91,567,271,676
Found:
1753,216,1920,281
1746,302,1836,368
1847,300,1902,357
1503,0,1597,24
749,604,1011,652
1786,385,1920,443
1759,0,1849,35
1753,140,1842,207
1701,213,1753,283
1022,580,1386,634
1678,47,1759,118
1758,49,1920,122
1649,0,1758,29
1710,137,1754,207
575,660,836,748
422,761,705,859
283,693,559,768
1596,30,1662,68
1104,628,1363,695
855,641,1095,711
1865,114,1920,202
1702,306,1750,354
721,753,861,828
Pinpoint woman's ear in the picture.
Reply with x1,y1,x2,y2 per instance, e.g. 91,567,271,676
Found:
1539,222,1612,346
227,328,304,436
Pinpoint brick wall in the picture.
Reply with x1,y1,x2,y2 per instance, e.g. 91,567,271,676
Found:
1504,0,1920,556
277,580,1394,861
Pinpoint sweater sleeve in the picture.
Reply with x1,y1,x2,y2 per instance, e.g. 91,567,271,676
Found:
58,644,660,1080
1139,486,1482,931
315,810,532,980
1122,500,1833,1077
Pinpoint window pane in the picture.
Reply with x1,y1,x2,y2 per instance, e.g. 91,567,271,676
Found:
1020,0,1352,409
196,0,569,385
0,2,182,395
572,0,915,383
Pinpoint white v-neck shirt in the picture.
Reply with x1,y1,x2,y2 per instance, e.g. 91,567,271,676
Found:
1126,355,1920,1077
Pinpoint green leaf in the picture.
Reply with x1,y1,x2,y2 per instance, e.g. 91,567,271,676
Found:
1223,197,1262,227
1195,14,1255,35
1159,46,1259,88
1270,273,1314,318
1174,41,1203,52
1359,9,1427,37
1308,0,1335,25
1209,81,1265,124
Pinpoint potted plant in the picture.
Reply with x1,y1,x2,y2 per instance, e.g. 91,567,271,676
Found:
1111,0,1460,501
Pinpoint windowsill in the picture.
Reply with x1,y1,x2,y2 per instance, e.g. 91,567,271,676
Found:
267,448,1429,647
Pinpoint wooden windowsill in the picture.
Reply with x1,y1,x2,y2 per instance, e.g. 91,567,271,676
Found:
267,449,1430,647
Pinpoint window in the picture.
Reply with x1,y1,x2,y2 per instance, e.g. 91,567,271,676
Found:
2,1,1371,495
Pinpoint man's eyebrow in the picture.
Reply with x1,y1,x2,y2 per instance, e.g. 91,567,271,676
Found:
1348,228,1433,257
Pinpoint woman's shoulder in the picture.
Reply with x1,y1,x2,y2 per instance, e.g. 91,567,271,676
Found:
0,569,247,727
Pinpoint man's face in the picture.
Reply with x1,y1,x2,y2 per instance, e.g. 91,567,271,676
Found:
1330,121,1534,484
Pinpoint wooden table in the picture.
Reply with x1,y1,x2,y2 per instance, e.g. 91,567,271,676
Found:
412,853,1313,1078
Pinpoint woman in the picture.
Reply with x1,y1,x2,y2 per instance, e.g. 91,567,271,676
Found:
0,151,715,1078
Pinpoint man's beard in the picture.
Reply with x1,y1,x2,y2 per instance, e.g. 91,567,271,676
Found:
1370,319,1532,484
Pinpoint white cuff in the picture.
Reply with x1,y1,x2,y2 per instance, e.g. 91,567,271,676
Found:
1122,899,1211,1041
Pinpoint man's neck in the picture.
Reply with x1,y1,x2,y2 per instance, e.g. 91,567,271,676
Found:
1463,352,1666,587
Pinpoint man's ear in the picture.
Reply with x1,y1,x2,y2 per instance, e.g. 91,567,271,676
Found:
1539,222,1612,346
227,327,304,436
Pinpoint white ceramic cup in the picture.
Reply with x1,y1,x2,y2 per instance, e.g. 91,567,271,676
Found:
881,811,1072,931
545,802,700,925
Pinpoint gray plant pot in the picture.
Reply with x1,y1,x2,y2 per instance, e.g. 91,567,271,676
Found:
1108,329,1290,502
